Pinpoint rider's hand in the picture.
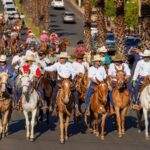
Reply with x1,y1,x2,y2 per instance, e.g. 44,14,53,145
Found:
132,80,136,87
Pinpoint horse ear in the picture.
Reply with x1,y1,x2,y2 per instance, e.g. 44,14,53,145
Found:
115,66,119,72
91,85,98,91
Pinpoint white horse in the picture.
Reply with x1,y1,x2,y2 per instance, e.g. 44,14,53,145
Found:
19,74,39,142
140,84,150,140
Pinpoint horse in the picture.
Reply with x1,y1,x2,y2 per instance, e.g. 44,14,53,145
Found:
139,77,150,140
19,74,39,141
59,38,71,52
0,72,12,139
88,80,108,140
57,77,74,144
112,67,130,137
39,41,49,54
37,72,53,124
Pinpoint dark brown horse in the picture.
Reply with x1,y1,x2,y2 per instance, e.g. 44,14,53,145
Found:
59,38,71,52
89,80,108,140
112,67,130,137
57,78,74,144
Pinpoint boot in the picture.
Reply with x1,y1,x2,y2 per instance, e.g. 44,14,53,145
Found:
75,104,82,117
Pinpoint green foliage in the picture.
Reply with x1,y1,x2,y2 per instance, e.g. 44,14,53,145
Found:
125,0,139,29
105,0,115,17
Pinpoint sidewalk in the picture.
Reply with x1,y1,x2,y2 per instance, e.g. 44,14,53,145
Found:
65,0,84,14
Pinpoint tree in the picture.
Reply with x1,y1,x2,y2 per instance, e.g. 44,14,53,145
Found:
96,0,106,47
113,0,125,54
83,0,92,51
140,0,150,50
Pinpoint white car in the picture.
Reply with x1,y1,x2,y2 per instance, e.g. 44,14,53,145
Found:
91,22,98,37
4,5,17,16
2,0,13,5
51,0,64,9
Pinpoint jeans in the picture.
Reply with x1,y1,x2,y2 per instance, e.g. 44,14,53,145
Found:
85,82,97,109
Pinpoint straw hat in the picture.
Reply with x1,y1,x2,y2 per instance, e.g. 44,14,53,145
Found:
25,55,35,61
140,50,150,57
58,52,68,58
92,55,101,62
112,53,124,62
0,55,7,62
29,32,35,36
97,46,108,53
42,30,47,34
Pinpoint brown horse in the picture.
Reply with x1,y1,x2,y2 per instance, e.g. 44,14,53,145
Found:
40,41,49,54
0,72,12,139
89,80,108,140
112,67,130,137
59,38,71,52
57,78,74,144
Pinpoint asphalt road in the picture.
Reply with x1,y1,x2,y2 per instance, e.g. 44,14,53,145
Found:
0,1,150,150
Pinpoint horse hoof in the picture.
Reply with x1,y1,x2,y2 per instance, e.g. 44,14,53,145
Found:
122,131,125,135
89,128,93,133
138,129,141,133
96,132,99,137
65,136,68,141
145,136,149,140
60,140,65,144
26,137,30,140
101,136,104,140
118,134,122,138
30,138,34,142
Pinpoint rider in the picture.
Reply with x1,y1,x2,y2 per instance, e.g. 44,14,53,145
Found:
85,55,107,116
44,52,76,115
49,32,59,45
108,53,131,114
40,30,48,43
132,50,150,110
26,33,38,46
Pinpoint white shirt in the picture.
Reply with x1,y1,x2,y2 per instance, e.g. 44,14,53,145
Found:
133,59,150,81
11,55,25,69
88,66,107,82
44,62,75,79
72,61,85,75
108,63,131,77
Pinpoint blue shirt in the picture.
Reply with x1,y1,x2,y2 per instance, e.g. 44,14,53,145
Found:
0,64,13,77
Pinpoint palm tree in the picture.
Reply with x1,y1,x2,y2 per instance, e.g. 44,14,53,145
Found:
95,0,106,47
83,0,92,51
139,0,150,50
113,0,125,54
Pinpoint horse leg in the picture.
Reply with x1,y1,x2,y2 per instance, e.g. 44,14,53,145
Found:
46,98,50,124
101,113,107,140
65,115,70,141
137,109,143,133
121,107,128,135
59,112,64,144
23,111,30,140
94,113,99,137
30,108,37,142
2,110,9,138
0,118,2,139
115,107,122,137
143,108,149,140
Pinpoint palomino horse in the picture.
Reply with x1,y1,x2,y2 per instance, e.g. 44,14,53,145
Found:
112,67,130,137
19,74,39,141
89,80,108,140
140,77,150,140
57,77,74,144
0,72,12,139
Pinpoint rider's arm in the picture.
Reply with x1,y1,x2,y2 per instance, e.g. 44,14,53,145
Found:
44,62,57,72
132,60,141,82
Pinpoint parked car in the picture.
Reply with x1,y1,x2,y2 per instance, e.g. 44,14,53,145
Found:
51,0,64,9
91,22,98,38
2,0,13,5
62,11,76,23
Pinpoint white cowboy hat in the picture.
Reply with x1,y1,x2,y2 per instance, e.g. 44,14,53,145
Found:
25,55,35,61
92,55,101,62
97,46,108,53
42,30,47,34
29,32,35,36
140,50,150,57
0,55,7,62
58,52,69,58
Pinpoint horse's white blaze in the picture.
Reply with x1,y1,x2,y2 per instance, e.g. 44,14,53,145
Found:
63,82,70,104
140,84,150,138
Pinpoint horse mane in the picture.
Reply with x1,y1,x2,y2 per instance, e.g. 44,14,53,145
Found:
140,77,150,93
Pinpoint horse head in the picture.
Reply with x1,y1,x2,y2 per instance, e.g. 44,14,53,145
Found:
0,72,9,92
20,74,31,95
92,80,108,105
59,77,73,105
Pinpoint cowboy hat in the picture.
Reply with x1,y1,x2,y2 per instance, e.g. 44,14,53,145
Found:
0,55,7,62
112,53,125,62
29,32,35,36
92,55,101,62
76,55,84,59
42,30,47,34
77,40,84,45
140,50,150,57
97,46,108,53
58,52,69,58
25,55,35,61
